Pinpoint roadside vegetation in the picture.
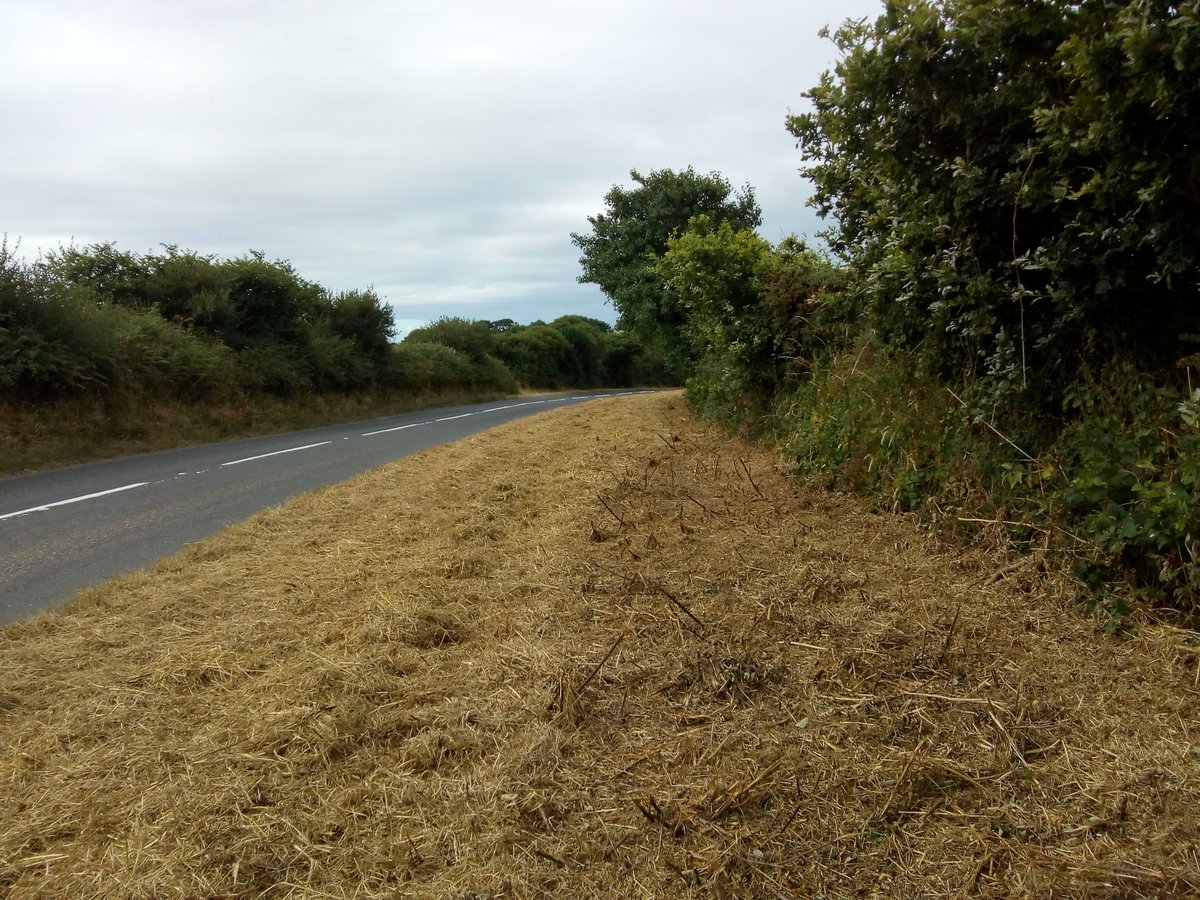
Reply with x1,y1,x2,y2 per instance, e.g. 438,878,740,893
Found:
573,0,1200,623
0,241,668,475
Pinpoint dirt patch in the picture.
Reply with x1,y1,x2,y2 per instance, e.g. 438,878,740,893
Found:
1,391,1197,897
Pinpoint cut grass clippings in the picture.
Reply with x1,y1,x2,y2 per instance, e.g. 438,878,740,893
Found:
1,391,1198,897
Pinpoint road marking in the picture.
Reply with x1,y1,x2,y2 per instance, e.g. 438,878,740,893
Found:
480,404,518,413
220,441,332,467
0,481,151,522
361,422,426,437
435,413,475,422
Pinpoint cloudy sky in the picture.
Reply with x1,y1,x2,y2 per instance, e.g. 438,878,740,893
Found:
3,0,881,335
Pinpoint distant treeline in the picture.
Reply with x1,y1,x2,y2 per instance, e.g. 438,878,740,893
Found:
0,241,667,406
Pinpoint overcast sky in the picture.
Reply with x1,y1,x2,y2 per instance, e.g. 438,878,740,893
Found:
2,0,881,335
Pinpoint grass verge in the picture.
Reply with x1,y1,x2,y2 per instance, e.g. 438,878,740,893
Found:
1,392,1197,897
0,388,506,477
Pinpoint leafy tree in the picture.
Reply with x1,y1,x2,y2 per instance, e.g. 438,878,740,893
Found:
41,243,149,308
760,236,853,374
596,330,649,387
494,324,573,386
656,216,777,419
219,252,324,350
324,289,395,367
550,315,605,385
571,167,761,380
404,316,496,360
141,246,236,336
789,0,1200,404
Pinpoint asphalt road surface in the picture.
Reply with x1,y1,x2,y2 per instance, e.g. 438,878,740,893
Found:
0,391,646,625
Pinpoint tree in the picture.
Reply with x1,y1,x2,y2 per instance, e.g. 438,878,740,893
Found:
789,0,1200,405
550,315,606,385
324,289,395,366
656,216,777,418
404,316,495,360
493,324,573,387
141,246,236,336
571,167,761,380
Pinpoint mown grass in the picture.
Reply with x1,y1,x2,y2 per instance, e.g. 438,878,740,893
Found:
1,392,1197,897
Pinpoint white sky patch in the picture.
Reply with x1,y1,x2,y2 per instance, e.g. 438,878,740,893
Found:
2,0,882,328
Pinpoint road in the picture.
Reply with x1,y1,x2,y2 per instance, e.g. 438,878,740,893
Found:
0,391,644,624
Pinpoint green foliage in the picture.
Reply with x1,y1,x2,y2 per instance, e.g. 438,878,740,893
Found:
789,0,1200,402
218,252,324,351
656,217,776,423
141,246,237,335
607,2,1200,618
391,341,480,393
407,313,665,390
775,344,965,512
2,244,123,396
41,243,149,308
6,232,661,472
494,324,573,387
549,315,605,386
1055,366,1200,616
112,310,236,399
719,0,1198,618
405,316,496,360
324,289,395,367
597,331,655,387
572,167,761,380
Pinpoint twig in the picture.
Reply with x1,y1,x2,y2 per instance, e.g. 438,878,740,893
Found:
656,432,681,453
649,580,706,631
634,795,685,836
578,632,626,696
597,494,626,528
937,606,961,666
946,387,1034,461
875,739,926,822
533,848,566,868
739,457,764,498
957,515,1048,534
707,758,784,819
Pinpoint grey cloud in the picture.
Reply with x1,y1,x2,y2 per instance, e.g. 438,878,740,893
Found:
2,0,882,329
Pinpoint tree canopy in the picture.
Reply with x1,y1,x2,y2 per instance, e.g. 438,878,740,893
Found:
788,0,1200,401
571,167,761,379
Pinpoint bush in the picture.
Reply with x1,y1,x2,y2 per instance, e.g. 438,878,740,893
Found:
1,247,126,397
391,341,478,393
1054,365,1200,618
494,325,574,388
114,311,236,399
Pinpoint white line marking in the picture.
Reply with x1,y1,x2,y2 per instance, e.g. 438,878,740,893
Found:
480,404,518,413
220,441,332,467
362,422,425,437
0,481,151,522
435,413,475,422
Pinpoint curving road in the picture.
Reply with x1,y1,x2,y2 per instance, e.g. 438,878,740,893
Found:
0,391,647,625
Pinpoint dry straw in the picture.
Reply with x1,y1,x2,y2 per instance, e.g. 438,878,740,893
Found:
1,392,1198,897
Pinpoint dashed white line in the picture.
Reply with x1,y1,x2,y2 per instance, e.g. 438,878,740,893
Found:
435,413,475,422
220,441,332,467
0,481,151,522
361,422,426,437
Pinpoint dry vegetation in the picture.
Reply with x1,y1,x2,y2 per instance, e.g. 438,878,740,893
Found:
1,392,1198,898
